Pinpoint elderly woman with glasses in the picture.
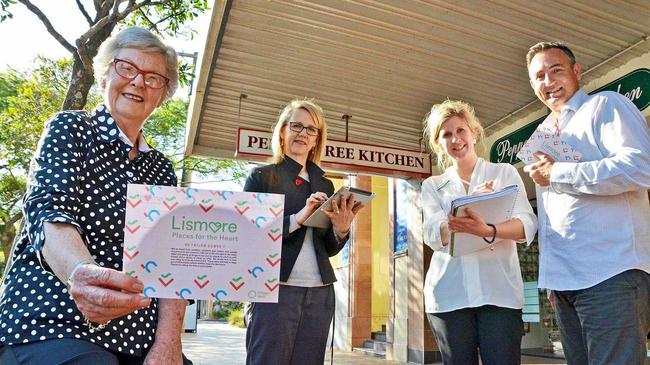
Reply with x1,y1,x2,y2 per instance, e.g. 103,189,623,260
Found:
0,27,191,364
244,99,364,365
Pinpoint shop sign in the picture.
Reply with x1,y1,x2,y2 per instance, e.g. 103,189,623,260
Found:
592,68,650,111
490,68,650,164
237,128,432,178
489,116,544,165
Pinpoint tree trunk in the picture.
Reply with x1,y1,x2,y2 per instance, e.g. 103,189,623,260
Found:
0,225,16,264
60,23,117,111
62,58,95,111
0,213,21,275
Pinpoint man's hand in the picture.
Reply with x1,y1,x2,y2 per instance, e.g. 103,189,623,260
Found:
524,152,554,186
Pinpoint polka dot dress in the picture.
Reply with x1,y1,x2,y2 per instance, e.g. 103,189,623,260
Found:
0,105,177,357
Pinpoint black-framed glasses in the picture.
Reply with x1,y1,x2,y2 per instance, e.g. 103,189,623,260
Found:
288,122,320,136
112,58,169,89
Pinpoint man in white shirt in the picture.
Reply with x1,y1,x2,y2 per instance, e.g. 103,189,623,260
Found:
524,41,650,365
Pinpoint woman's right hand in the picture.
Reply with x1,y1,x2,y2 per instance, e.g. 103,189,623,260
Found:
295,192,328,225
470,180,494,195
68,264,151,324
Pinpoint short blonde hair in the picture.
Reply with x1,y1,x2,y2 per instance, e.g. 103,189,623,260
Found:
93,26,179,101
271,99,327,165
423,99,484,168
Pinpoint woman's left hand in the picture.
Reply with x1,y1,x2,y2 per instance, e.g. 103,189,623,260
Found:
322,193,365,237
447,207,492,237
144,339,183,365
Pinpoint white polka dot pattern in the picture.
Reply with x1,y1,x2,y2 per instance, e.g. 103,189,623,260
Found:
0,105,177,357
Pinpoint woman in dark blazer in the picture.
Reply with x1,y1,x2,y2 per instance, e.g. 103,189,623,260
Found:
244,99,364,365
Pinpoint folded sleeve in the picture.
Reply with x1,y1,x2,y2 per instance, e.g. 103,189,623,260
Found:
421,178,448,252
551,94,650,196
23,112,91,252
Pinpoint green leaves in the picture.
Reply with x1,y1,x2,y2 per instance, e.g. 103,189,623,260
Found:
143,99,249,185
124,0,210,39
0,0,17,22
0,56,102,265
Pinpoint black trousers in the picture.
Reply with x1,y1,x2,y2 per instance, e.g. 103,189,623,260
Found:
0,338,193,365
246,284,335,365
427,305,524,365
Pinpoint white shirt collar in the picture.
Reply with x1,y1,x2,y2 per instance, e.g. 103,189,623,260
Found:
117,127,152,153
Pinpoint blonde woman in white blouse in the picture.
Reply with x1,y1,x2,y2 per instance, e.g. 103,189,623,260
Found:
421,100,537,365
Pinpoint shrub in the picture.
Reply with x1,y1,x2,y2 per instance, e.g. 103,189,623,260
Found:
228,309,245,328
212,301,244,320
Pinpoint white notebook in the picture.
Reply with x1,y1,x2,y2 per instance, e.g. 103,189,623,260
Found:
449,185,519,257
302,186,375,229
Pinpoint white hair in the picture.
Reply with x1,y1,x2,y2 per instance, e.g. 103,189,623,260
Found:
93,26,179,101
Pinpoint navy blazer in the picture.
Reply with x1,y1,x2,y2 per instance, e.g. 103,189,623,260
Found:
243,156,347,284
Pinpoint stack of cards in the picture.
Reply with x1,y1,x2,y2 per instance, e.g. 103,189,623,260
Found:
516,121,581,164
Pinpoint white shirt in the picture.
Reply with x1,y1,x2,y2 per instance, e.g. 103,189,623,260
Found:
537,90,650,290
422,158,537,313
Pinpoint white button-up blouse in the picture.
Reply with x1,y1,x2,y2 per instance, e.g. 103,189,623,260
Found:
421,158,537,313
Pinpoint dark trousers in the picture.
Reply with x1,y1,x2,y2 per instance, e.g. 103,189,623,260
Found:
0,338,193,365
552,269,650,365
427,305,523,365
246,284,335,365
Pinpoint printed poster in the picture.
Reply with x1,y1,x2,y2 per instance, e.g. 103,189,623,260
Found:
122,184,284,302
516,122,581,164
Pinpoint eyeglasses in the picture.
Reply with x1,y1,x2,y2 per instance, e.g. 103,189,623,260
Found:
289,122,320,136
112,58,169,89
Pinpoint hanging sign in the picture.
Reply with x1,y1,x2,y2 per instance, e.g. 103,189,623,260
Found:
237,128,432,178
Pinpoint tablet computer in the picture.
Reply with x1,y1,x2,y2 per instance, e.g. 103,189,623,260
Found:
302,186,375,229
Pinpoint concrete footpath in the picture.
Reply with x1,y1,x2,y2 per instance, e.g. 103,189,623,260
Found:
182,320,567,365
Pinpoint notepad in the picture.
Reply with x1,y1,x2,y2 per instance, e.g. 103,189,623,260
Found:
302,186,375,229
449,185,519,256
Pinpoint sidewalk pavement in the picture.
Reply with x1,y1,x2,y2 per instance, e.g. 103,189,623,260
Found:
182,320,567,365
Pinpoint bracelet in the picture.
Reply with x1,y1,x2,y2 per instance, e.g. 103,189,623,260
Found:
66,259,97,290
483,223,497,244
83,315,110,333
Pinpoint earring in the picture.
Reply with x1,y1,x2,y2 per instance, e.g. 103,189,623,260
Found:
473,139,477,144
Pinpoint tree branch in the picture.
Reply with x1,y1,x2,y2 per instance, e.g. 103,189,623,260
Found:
76,0,94,26
6,197,21,214
75,0,135,70
18,0,77,55
152,9,184,27
97,0,114,19
137,7,160,34
82,0,148,44
7,211,22,226
92,0,102,15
